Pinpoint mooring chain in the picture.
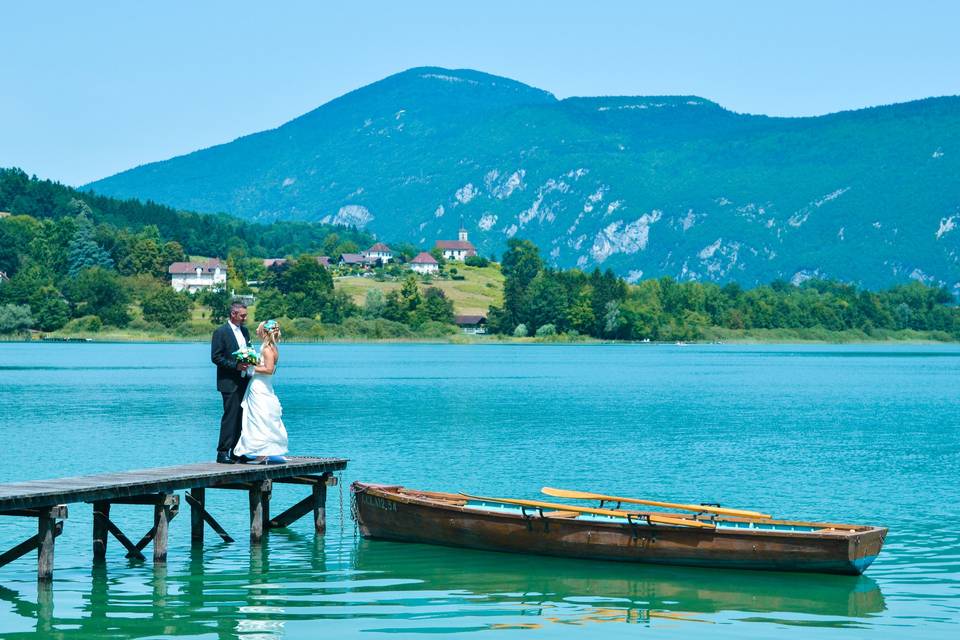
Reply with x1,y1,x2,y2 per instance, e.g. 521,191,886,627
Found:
337,472,345,535
350,484,361,539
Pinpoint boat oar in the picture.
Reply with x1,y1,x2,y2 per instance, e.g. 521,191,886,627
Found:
461,494,716,529
541,487,771,520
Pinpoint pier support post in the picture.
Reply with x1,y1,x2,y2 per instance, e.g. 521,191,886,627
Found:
249,480,272,544
313,482,327,535
153,493,176,563
0,507,66,580
92,501,111,562
189,488,205,546
37,506,61,582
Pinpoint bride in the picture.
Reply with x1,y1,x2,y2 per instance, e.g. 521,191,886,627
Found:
234,319,288,464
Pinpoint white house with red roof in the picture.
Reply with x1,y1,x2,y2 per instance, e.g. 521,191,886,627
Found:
435,228,477,261
168,258,226,293
362,242,394,264
409,251,439,274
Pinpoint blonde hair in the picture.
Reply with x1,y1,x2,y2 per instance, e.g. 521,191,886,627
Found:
256,320,282,352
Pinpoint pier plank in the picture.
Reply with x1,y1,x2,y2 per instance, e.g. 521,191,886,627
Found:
0,457,346,580
0,457,346,511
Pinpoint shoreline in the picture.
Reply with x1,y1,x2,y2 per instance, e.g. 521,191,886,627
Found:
2,330,957,346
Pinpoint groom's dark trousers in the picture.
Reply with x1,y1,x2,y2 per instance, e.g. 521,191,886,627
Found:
211,322,251,455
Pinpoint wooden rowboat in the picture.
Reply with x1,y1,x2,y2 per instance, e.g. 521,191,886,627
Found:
351,482,887,575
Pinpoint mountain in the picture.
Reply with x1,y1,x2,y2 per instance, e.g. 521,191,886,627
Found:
86,67,960,291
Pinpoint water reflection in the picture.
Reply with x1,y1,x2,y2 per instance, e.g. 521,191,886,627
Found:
351,539,885,626
0,533,889,638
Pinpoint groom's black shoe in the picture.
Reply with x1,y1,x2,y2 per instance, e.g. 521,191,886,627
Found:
216,452,235,464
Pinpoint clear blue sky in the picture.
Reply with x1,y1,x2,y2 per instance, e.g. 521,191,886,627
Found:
2,1,958,186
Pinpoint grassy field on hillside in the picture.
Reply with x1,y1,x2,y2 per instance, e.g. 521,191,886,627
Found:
334,264,503,315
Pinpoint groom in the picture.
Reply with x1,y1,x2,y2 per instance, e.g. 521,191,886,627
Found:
211,301,251,463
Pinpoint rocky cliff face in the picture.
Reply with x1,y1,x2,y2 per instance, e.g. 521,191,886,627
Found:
87,67,960,291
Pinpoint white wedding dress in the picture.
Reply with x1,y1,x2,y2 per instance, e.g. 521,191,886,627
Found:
234,363,288,457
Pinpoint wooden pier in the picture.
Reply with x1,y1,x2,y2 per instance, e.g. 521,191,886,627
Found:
0,456,347,581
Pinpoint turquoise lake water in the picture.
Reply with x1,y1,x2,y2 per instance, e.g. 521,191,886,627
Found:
0,342,958,638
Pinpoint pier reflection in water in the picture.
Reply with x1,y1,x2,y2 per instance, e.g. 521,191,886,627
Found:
0,532,884,638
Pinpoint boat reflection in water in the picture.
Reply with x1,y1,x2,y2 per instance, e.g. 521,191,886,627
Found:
352,538,886,628
0,532,883,637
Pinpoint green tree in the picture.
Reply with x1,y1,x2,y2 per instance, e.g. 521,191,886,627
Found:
566,288,596,335
322,290,358,324
591,269,627,336
414,287,454,325
364,288,386,318
66,211,114,277
0,264,52,306
464,255,490,268
525,273,568,333
160,241,187,269
382,290,408,323
321,232,341,257
63,267,130,327
29,286,70,332
392,242,418,262
271,256,334,318
142,287,192,328
400,275,422,313
492,238,543,332
0,304,33,334
603,300,624,337
0,216,44,268
429,247,447,268
202,288,233,325
255,289,287,321
112,226,165,277
535,323,557,337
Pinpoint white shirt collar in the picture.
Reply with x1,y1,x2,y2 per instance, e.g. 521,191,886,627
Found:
229,321,247,347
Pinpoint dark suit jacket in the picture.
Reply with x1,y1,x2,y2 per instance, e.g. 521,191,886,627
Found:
211,322,251,393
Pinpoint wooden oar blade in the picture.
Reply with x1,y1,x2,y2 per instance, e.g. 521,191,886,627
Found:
541,487,599,500
541,487,772,520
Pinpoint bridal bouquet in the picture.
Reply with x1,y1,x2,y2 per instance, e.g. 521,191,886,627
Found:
232,346,259,366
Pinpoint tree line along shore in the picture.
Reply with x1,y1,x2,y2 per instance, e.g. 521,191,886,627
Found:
2,167,960,344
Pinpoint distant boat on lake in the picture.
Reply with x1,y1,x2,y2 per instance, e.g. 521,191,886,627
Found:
352,483,887,575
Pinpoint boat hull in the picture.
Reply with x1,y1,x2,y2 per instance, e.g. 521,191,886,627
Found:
352,483,886,575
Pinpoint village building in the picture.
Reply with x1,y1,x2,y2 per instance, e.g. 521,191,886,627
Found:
338,253,372,268
0,271,9,285
409,251,439,274
435,228,477,261
362,242,394,264
263,256,330,269
455,314,487,335
262,258,287,269
168,258,226,293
